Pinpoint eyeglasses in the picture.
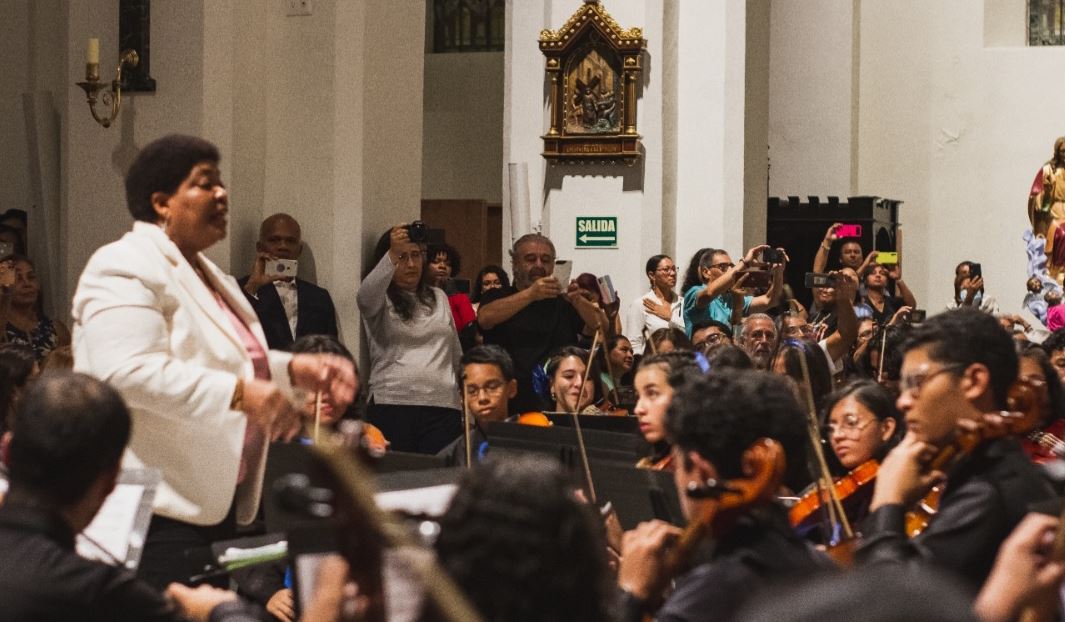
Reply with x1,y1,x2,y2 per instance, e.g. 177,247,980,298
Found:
822,414,877,438
710,262,735,271
898,364,964,397
397,250,423,263
655,266,678,274
465,380,507,397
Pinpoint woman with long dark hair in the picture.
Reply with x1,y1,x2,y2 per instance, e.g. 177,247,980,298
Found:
358,225,462,453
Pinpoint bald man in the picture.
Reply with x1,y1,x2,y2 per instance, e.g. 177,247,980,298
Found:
238,213,338,349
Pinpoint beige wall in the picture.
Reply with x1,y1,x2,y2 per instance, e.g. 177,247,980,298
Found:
422,52,504,203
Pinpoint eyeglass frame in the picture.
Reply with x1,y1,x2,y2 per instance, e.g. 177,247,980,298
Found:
822,415,879,438
898,363,965,397
464,380,508,398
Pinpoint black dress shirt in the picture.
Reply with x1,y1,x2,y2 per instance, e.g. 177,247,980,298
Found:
621,505,831,622
856,437,1057,591
0,500,268,621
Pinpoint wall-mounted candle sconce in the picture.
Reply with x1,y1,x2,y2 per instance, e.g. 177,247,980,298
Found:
74,38,140,129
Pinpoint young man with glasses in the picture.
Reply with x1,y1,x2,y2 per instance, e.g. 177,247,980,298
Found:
856,308,1056,590
681,246,786,339
438,345,518,466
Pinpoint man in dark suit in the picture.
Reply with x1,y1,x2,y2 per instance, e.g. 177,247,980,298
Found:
239,213,338,350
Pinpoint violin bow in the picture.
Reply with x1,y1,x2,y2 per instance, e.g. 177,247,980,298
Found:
600,331,622,405
313,391,322,445
876,325,888,384
796,346,854,541
462,378,473,469
642,325,657,355
571,329,601,504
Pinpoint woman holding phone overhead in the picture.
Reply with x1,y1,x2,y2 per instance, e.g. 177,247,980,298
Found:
71,134,357,590
358,224,464,454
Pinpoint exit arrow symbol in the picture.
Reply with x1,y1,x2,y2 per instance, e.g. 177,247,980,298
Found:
579,234,614,243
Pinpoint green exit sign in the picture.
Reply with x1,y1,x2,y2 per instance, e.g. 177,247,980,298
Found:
575,216,617,248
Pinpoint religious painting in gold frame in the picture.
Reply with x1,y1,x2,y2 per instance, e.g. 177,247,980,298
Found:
539,0,645,163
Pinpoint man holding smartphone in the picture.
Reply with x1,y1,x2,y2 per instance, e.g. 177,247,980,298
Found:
477,233,604,412
238,213,338,349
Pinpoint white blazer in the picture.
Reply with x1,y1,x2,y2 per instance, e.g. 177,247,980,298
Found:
72,222,294,526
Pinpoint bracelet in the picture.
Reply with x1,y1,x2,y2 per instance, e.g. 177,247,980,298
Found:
230,378,244,411
821,243,831,251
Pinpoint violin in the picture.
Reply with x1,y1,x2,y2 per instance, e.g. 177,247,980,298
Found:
636,452,675,472
789,459,878,530
652,439,786,604
516,411,553,427
1024,420,1065,463
905,378,1045,538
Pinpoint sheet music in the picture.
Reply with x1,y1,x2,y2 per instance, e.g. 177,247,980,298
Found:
375,484,457,517
77,484,143,564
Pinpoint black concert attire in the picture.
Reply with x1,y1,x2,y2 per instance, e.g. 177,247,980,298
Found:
0,499,266,621
620,505,830,622
856,438,1057,591
478,286,584,413
238,276,338,350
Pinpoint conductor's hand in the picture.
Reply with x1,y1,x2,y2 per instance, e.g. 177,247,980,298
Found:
289,353,359,411
242,379,303,442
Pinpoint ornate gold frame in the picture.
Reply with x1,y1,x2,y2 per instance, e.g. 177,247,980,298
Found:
539,0,645,163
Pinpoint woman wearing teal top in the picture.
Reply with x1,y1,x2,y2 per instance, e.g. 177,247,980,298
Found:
681,245,785,336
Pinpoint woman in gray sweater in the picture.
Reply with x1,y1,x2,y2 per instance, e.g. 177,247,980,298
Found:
357,225,462,453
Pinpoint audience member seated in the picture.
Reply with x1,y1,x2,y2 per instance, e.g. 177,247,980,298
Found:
949,260,999,314
239,213,338,350
0,342,37,435
860,261,916,326
617,370,825,622
0,255,70,360
627,254,683,356
633,351,701,471
358,225,462,454
469,263,509,312
433,456,615,622
546,345,603,414
690,317,732,352
0,372,264,621
739,313,779,370
428,241,478,349
855,308,1057,591
438,345,517,467
647,326,692,354
682,245,784,337
477,234,602,412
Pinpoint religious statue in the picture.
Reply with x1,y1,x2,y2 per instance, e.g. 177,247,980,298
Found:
1028,137,1065,283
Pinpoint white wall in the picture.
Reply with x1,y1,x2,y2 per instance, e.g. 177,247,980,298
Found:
422,52,504,202
504,0,756,311
768,0,855,198
857,0,1065,315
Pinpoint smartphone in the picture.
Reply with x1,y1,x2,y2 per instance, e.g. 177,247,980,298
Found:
597,275,617,305
266,258,298,278
970,263,982,279
804,272,840,289
445,277,471,295
910,309,927,323
761,248,783,264
836,224,862,238
0,242,11,259
737,269,772,289
553,259,573,285
875,252,899,265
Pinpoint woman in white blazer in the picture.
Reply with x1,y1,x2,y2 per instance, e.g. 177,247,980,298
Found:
71,135,357,590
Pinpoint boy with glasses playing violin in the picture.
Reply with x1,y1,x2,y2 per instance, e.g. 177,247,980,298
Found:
438,345,518,467
856,308,1056,590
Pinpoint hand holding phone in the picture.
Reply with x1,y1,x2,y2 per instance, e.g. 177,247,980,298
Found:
553,260,573,285
836,224,862,238
875,252,899,265
266,259,298,279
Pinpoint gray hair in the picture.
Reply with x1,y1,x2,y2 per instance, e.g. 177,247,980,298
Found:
510,233,556,260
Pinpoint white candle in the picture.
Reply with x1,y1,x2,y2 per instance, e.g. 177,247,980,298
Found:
87,38,99,65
